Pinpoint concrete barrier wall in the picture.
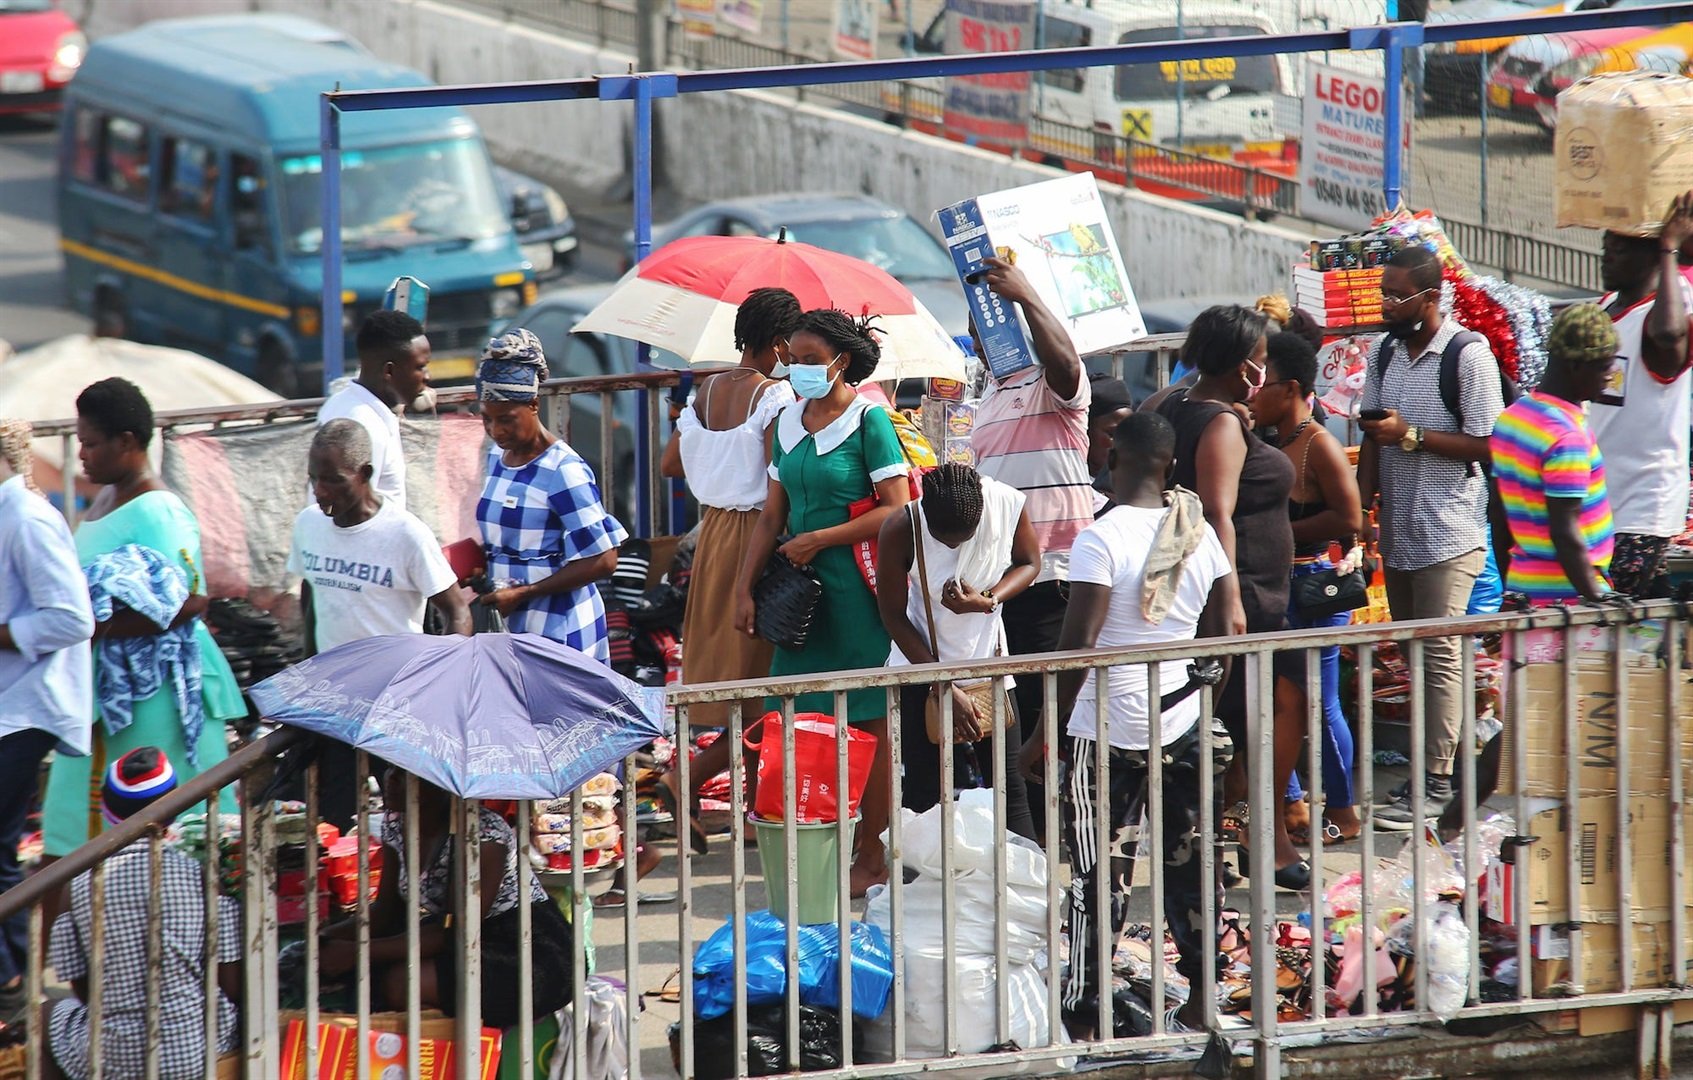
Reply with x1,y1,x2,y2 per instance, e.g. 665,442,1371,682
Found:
76,0,1311,300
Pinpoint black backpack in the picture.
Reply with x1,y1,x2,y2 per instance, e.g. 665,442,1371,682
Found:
1376,330,1519,477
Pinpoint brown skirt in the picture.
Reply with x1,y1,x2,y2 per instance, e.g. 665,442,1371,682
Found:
680,506,775,729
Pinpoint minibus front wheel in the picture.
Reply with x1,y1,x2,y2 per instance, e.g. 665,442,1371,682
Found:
257,337,300,400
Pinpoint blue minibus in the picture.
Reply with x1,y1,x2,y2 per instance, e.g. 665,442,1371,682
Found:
58,14,535,394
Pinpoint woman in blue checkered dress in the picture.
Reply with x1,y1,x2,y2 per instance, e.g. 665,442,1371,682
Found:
473,331,628,660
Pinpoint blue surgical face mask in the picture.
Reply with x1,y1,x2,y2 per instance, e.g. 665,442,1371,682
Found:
789,357,840,400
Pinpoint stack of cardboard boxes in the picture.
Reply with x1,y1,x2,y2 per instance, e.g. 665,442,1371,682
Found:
1490,628,1693,1033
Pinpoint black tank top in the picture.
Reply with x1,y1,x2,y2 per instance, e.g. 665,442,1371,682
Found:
1157,392,1296,632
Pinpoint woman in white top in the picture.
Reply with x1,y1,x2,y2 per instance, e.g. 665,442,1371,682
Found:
658,288,800,853
875,462,1041,839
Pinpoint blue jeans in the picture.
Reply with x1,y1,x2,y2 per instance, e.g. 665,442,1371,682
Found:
0,727,58,987
1283,563,1356,809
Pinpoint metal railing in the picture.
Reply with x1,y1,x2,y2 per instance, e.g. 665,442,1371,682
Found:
8,601,1692,1078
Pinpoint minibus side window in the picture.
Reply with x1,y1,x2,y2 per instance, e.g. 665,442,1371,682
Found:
232,154,271,255
70,106,99,184
98,115,151,202
160,137,218,223
1037,18,1091,94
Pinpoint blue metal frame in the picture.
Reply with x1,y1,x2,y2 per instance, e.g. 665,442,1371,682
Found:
316,2,1693,525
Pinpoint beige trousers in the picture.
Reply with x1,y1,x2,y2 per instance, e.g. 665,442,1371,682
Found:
1384,547,1486,777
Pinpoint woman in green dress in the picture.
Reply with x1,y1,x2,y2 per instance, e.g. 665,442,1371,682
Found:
734,309,912,895
42,378,244,857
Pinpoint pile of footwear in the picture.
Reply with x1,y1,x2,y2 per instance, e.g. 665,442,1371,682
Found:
206,597,301,689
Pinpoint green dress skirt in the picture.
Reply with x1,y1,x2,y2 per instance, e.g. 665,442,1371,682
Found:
43,490,245,856
767,399,909,725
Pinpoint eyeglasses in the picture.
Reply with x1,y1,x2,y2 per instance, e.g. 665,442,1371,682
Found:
1381,286,1435,305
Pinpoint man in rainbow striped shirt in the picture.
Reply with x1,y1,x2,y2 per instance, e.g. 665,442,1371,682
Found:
1489,304,1622,605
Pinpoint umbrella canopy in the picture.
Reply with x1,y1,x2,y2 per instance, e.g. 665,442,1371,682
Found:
249,634,665,800
573,234,968,382
0,335,280,470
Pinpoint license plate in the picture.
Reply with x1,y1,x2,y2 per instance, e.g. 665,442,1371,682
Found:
0,71,44,95
1487,83,1510,110
521,242,554,274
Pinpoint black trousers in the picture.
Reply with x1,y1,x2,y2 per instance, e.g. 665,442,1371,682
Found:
899,682,1037,842
1002,580,1069,835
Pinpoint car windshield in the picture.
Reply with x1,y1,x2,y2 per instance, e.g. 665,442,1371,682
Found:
1115,25,1278,100
279,138,509,255
782,214,956,281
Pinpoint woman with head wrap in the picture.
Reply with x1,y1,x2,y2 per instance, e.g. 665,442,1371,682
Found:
474,329,628,660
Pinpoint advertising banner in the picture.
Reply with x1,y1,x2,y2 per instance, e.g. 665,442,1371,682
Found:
941,0,1036,144
832,0,877,60
1300,61,1410,230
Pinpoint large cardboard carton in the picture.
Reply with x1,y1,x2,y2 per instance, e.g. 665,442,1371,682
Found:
1529,920,1693,997
1523,795,1673,923
1496,660,1690,797
1555,71,1693,235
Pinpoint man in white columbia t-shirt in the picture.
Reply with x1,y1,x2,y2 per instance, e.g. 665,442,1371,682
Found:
287,420,469,826
1590,198,1693,598
1018,411,1237,1040
316,310,432,509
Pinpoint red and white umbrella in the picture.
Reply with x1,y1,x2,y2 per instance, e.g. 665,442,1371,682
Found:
572,233,968,381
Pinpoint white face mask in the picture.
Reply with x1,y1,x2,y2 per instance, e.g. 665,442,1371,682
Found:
771,361,789,378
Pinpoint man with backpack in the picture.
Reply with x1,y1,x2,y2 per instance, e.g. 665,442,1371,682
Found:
1357,245,1506,829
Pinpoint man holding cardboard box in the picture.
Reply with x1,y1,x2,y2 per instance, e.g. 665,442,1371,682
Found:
1588,195,1693,599
1358,245,1506,828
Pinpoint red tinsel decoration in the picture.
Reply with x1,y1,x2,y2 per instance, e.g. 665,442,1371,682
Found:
1443,266,1521,384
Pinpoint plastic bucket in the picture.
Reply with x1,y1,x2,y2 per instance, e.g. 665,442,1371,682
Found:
753,815,857,925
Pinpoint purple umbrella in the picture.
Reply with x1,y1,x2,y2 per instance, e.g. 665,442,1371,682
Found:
249,633,664,799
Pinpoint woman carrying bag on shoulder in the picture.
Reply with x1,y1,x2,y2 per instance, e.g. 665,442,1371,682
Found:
733,308,912,896
875,462,1040,841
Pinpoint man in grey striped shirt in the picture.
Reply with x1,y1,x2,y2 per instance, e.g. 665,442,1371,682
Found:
1357,246,1505,830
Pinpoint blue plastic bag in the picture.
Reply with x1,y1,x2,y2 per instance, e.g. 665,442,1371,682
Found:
1468,543,1503,616
692,910,893,1022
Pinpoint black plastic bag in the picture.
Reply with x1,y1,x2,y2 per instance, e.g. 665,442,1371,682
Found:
670,1003,859,1079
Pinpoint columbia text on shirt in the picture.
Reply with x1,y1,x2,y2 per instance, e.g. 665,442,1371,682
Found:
1491,392,1613,602
287,500,459,653
1361,320,1505,571
970,368,1092,583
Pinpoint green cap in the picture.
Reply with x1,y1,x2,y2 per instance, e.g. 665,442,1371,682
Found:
1547,303,1618,365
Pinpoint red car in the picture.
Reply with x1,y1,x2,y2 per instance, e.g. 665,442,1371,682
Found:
0,0,84,115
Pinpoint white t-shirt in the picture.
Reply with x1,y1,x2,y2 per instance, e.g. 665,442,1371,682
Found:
1064,504,1231,751
317,383,406,509
287,500,457,653
1590,282,1693,537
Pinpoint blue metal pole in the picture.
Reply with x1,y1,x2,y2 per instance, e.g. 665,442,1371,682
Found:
633,75,656,538
1380,25,1407,213
319,95,344,394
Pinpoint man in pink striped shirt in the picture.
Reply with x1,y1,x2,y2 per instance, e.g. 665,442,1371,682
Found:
967,256,1089,832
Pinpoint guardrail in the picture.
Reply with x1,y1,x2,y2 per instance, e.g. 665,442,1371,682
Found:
8,602,1691,1079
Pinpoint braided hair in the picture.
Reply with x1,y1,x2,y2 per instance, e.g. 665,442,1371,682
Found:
734,287,802,355
921,462,985,537
793,309,881,385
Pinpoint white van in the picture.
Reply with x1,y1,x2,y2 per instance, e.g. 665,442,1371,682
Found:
890,0,1304,169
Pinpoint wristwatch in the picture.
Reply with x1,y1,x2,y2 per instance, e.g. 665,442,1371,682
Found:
982,588,998,613
1399,425,1423,453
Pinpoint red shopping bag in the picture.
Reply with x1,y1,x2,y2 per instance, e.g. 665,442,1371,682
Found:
745,713,877,823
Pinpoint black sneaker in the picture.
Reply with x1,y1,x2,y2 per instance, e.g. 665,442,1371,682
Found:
1375,776,1454,831
1376,778,1411,806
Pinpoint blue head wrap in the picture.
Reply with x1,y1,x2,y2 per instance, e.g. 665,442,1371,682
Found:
477,328,549,402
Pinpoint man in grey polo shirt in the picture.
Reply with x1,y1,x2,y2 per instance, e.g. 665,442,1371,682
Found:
1357,245,1505,829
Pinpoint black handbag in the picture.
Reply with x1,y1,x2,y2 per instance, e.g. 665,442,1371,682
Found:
753,544,822,651
1291,564,1370,620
